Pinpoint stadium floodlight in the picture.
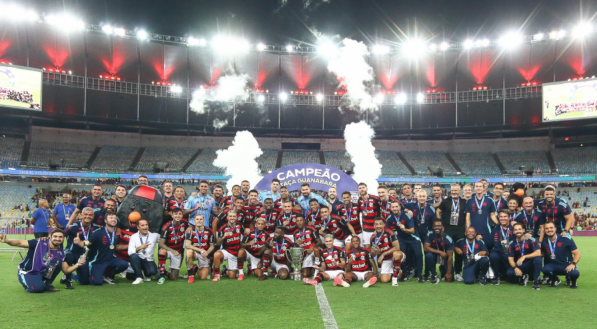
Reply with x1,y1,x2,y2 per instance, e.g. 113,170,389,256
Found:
136,29,149,41
439,41,450,51
238,39,251,53
374,93,384,104
463,39,474,50
394,92,407,105
188,37,206,47
475,38,490,48
372,44,390,55
403,38,427,57
257,94,265,103
285,45,294,52
170,85,182,93
416,92,425,104
318,41,337,58
533,33,545,41
572,22,593,39
498,31,523,49
549,29,566,40
114,27,126,37
45,13,85,32
279,92,288,102
102,24,114,35
428,43,437,52
316,93,324,102
1,4,38,22
257,43,266,51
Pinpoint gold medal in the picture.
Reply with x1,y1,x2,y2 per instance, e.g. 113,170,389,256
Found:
109,245,115,250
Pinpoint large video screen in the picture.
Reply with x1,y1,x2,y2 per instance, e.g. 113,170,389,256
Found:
0,65,42,111
542,80,597,122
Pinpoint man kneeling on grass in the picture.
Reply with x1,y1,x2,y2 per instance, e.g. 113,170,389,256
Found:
334,235,378,288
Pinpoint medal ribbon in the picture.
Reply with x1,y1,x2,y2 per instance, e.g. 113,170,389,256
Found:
474,196,485,214
548,236,558,257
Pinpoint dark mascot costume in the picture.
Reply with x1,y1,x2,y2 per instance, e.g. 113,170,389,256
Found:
508,182,527,205
116,185,164,233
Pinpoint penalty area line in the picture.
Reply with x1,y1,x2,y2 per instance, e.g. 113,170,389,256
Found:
314,284,339,329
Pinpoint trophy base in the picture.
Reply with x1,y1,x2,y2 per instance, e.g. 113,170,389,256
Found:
291,272,302,281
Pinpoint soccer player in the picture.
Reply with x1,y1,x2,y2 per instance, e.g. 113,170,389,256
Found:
386,200,423,282
243,190,263,233
79,213,129,285
296,183,330,215
211,184,226,215
414,190,437,243
491,183,507,212
319,205,355,250
213,210,247,282
274,186,301,213
541,222,580,288
303,234,347,286
68,184,106,227
112,184,127,209
162,180,174,205
258,178,281,203
187,180,216,226
437,184,466,281
454,227,490,285
1,229,84,293
378,185,397,220
214,197,247,232
507,222,542,290
279,200,301,242
427,184,444,208
261,226,294,280
240,217,270,280
62,207,100,289
256,198,279,236
52,193,76,230
326,187,343,216
337,236,378,288
537,187,574,240
240,180,251,200
128,219,160,284
338,191,362,241
424,220,454,284
31,199,51,238
400,183,418,211
388,188,399,199
465,181,498,247
185,214,215,283
514,197,544,240
222,184,241,209
488,210,515,285
293,215,321,279
166,186,195,221
306,199,323,230
370,217,403,286
157,208,188,283
357,182,382,249
505,198,521,224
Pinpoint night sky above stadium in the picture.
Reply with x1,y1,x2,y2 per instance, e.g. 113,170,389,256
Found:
24,0,594,45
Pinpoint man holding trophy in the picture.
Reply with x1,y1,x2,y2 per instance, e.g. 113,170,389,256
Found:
62,207,100,289
454,227,490,285
335,235,378,288
303,234,347,286
488,210,515,285
293,215,321,280
261,226,294,280
424,220,455,284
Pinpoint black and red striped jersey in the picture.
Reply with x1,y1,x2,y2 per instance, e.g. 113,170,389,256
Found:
243,201,263,229
370,229,396,262
115,229,134,262
321,247,346,271
241,229,270,257
379,196,399,220
266,237,294,265
321,214,350,240
277,210,302,235
161,220,188,253
305,209,323,230
217,224,243,256
167,197,187,212
348,248,372,272
184,226,215,251
216,207,248,230
337,202,362,234
358,194,382,232
293,225,320,250
212,195,226,211
273,197,297,213
256,210,280,235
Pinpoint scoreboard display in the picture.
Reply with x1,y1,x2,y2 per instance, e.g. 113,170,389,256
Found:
542,79,597,122
0,64,42,111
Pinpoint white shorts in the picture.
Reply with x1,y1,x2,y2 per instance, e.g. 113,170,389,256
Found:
271,260,289,272
193,251,211,269
353,271,372,282
125,265,134,274
344,233,364,245
166,251,183,270
246,251,262,270
380,260,393,275
220,249,238,270
362,231,374,245
302,252,314,268
333,239,345,248
284,234,295,243
324,270,344,280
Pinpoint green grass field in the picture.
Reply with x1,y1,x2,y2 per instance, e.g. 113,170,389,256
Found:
0,237,595,328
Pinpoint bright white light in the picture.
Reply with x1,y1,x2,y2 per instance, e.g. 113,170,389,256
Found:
1,5,38,22
45,14,85,32
498,31,523,49
257,95,265,103
318,42,337,57
136,30,148,40
238,39,251,53
102,25,114,35
403,38,427,57
257,43,266,51
463,39,474,50
440,41,450,51
428,43,437,52
549,30,566,40
285,45,294,52
374,93,384,104
416,92,425,103
188,37,206,47
114,27,126,37
372,44,390,55
279,92,288,102
475,38,490,48
394,93,407,105
533,33,544,41
316,93,324,102
171,85,182,93
572,22,593,39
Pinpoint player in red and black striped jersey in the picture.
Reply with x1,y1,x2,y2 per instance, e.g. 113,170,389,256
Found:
213,198,247,233
294,215,322,279
158,208,188,282
306,199,324,230
278,201,302,242
115,228,135,263
273,186,301,213
303,234,347,286
256,198,279,236
339,191,362,236
211,184,226,216
220,184,242,209
370,218,404,286
357,183,382,249
240,218,270,279
319,205,356,251
212,210,247,282
335,235,378,288
243,190,263,231
165,186,195,223
261,226,294,280
378,185,399,220
184,214,215,282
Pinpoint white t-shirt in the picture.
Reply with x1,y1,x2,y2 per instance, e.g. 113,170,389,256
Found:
128,232,161,261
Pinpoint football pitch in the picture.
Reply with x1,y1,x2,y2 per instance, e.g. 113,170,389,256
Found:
0,237,595,329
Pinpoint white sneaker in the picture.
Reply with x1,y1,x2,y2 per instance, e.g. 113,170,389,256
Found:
118,272,127,279
143,277,151,282
455,273,464,282
132,278,144,285
392,277,399,287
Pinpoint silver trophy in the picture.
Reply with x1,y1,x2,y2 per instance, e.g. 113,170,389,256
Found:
79,246,89,264
285,247,305,281
501,239,509,253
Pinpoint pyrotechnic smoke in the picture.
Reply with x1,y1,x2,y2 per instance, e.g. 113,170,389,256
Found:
213,118,228,130
327,38,377,112
213,130,263,192
344,121,382,194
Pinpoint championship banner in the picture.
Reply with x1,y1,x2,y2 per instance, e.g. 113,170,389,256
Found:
254,163,358,194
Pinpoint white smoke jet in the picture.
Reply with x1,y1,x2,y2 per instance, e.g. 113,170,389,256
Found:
327,38,377,112
213,118,228,130
189,73,250,121
213,130,263,192
344,121,382,194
